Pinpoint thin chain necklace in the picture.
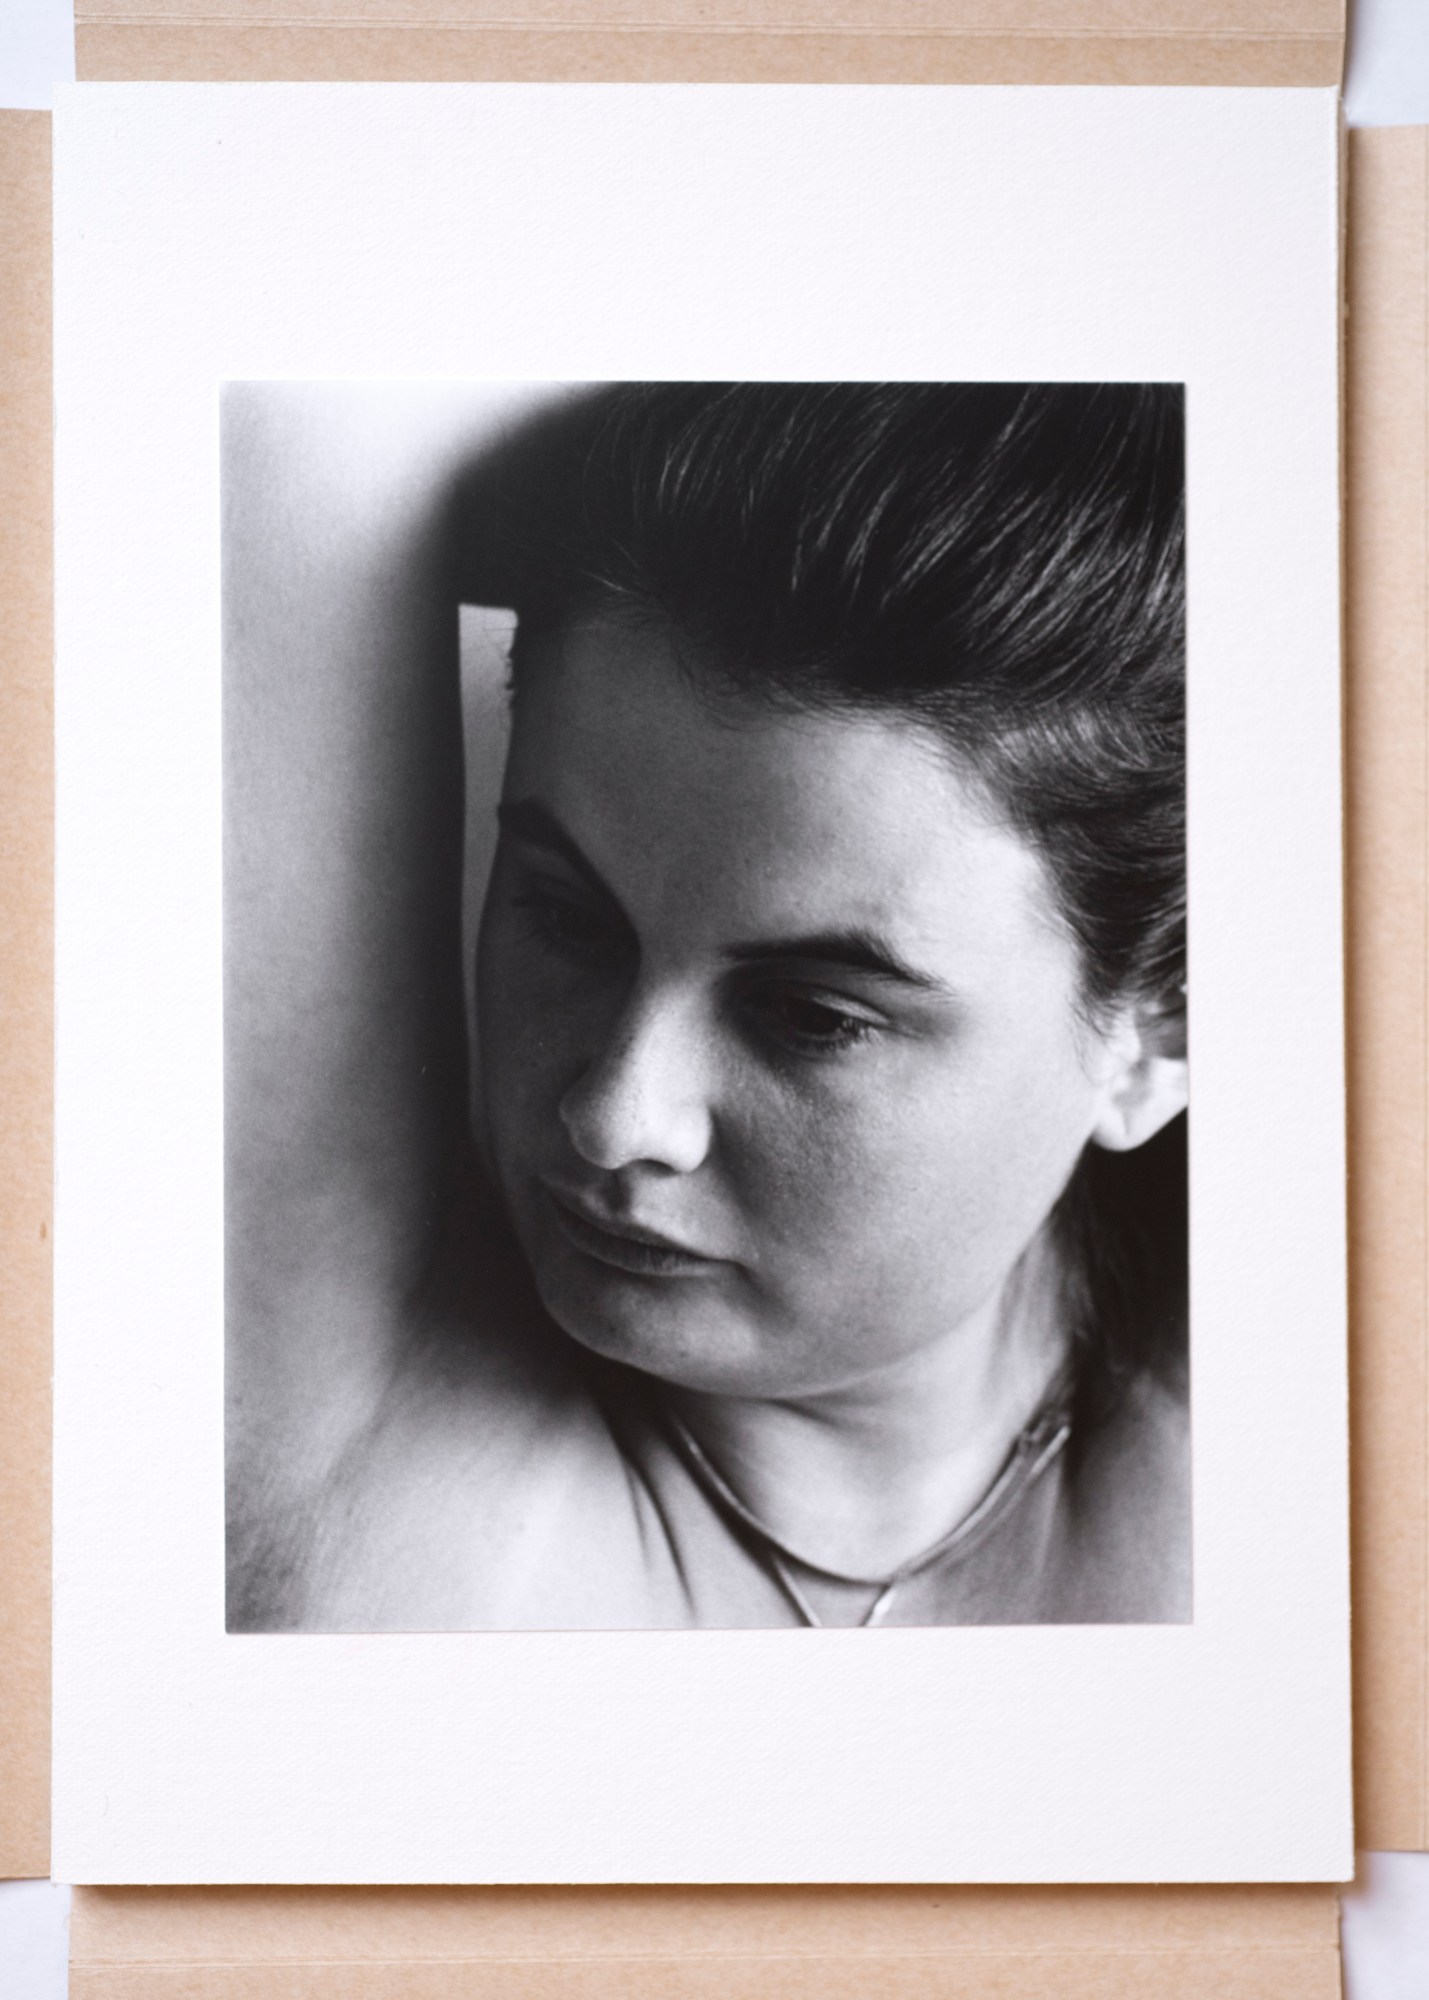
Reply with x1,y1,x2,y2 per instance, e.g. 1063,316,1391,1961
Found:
662,1388,1074,1630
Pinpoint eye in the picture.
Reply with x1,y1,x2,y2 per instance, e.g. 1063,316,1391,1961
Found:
511,884,630,967
741,985,883,1057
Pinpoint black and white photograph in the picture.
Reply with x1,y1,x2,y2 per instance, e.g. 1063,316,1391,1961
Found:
225,380,1190,1633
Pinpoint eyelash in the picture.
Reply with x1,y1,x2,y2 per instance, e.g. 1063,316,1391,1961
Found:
508,883,884,1060
738,988,882,1058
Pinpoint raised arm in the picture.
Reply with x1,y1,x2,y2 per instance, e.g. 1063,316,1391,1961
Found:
223,387,469,1583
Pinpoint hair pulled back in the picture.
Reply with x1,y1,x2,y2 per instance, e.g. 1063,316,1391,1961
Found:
483,382,1184,1019
466,382,1187,1397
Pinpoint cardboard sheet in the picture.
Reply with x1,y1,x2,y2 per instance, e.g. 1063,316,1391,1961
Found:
66,1883,1343,1998
74,0,1345,88
1346,120,1429,1856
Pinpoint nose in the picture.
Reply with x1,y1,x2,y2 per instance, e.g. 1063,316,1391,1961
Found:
559,991,714,1175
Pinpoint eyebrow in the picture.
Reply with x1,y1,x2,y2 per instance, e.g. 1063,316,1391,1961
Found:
727,930,948,994
497,797,948,995
496,798,624,909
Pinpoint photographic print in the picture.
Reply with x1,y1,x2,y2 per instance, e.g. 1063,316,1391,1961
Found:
53,82,1348,1884
225,379,1191,1635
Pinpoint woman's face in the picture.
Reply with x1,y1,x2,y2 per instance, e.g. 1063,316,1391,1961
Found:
477,614,1135,1400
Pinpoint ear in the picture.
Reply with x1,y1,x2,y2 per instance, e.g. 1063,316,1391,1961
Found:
1088,1002,1188,1154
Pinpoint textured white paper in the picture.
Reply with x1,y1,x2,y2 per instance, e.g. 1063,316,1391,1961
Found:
51,82,1349,1884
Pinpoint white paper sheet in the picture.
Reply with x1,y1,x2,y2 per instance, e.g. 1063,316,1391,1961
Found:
51,81,1349,1885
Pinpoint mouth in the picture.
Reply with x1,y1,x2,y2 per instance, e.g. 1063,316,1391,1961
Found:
541,1185,725,1279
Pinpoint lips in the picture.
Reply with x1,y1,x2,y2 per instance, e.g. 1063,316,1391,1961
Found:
541,1184,724,1278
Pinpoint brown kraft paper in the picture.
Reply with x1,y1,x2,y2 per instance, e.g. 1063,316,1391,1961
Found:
66,1882,1343,1998
0,106,53,1885
75,0,1343,86
1346,121,1429,1856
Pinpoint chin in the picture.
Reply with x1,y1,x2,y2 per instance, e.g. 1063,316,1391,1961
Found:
532,1253,764,1394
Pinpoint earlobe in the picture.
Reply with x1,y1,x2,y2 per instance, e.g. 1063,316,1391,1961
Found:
1090,1045,1189,1153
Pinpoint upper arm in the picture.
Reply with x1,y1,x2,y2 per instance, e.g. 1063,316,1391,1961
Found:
223,386,470,1497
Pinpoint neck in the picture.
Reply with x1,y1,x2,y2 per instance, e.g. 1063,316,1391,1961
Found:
665,1234,1071,1582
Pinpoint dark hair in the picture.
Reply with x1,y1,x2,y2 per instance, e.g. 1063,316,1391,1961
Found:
464,382,1186,1398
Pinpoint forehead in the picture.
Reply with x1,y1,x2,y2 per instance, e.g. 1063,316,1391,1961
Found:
505,616,1069,968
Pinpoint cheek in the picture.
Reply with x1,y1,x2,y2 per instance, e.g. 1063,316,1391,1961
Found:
931,1050,1099,1248
732,1028,1100,1292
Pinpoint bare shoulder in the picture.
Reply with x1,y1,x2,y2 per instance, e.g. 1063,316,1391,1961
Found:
228,1283,634,1632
